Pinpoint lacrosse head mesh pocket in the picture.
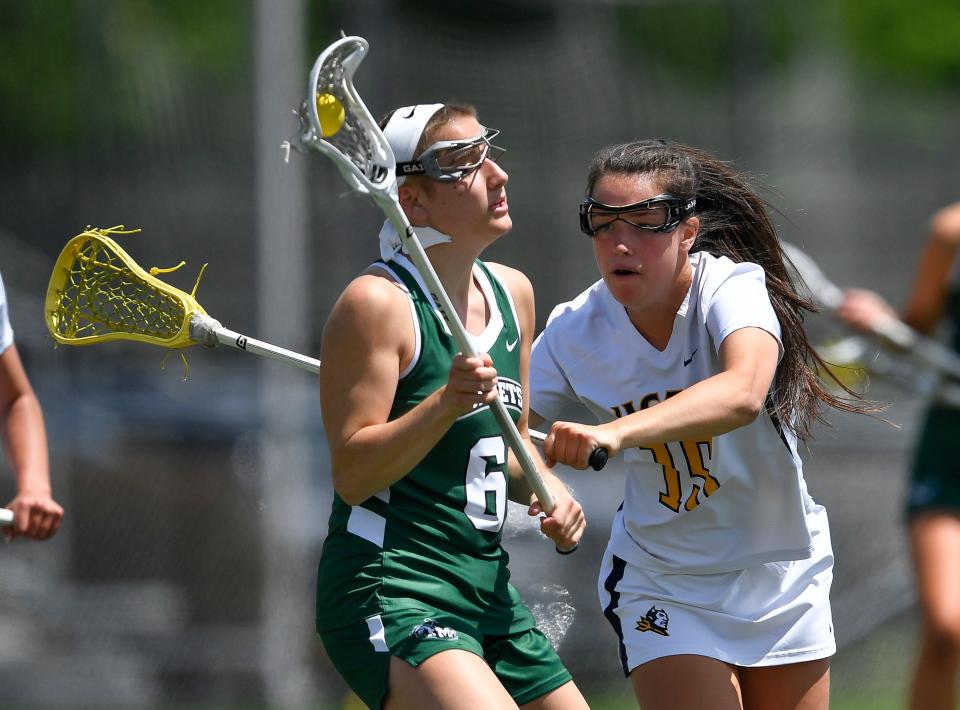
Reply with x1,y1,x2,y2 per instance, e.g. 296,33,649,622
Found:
298,35,395,194
45,227,207,348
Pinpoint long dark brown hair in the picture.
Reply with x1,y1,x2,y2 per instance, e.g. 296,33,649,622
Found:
585,139,874,439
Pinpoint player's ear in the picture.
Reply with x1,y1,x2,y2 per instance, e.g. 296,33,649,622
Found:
398,183,430,225
679,216,699,252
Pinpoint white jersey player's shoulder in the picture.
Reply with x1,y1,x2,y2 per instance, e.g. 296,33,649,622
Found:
691,251,783,357
537,278,626,378
543,276,625,335
691,251,767,303
543,278,609,327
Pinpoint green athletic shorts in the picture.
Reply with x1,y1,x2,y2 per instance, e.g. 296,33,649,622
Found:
319,608,572,709
907,404,960,518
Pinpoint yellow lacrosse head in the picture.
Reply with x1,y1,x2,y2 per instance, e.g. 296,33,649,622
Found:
817,360,869,393
815,336,871,394
45,226,207,348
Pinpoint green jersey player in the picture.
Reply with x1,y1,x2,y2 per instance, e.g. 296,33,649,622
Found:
315,104,587,710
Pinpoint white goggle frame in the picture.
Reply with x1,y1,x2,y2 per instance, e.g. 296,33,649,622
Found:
396,127,505,182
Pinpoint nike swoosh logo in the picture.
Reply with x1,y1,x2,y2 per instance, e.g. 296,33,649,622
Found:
683,348,699,367
506,338,519,352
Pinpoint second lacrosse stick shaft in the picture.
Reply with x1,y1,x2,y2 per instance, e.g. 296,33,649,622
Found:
188,318,604,472
190,315,322,374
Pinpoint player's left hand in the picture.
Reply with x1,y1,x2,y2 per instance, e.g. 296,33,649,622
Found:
528,485,585,551
543,421,618,470
4,492,64,542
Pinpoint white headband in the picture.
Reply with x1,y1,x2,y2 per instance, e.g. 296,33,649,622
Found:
380,103,451,261
383,103,444,186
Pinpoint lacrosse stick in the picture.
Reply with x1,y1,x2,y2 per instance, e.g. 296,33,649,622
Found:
44,228,579,459
783,241,960,406
296,36,607,519
45,226,322,375
0,508,12,526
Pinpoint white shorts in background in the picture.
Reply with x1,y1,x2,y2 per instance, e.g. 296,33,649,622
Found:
597,505,835,675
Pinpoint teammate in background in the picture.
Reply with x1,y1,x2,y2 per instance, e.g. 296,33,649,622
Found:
315,104,588,709
1,271,64,541
529,139,873,710
837,201,960,710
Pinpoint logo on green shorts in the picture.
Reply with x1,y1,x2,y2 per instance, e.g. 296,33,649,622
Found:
410,619,459,641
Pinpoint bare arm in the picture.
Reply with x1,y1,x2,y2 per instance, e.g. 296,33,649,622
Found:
838,202,960,335
542,327,780,469
1,344,63,540
903,202,960,334
319,273,499,506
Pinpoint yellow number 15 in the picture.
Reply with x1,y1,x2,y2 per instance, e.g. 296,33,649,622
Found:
639,439,718,513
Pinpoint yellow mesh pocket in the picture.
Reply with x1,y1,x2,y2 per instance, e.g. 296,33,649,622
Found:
45,226,206,348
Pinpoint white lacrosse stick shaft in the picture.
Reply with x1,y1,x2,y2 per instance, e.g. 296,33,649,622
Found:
187,314,557,445
0,508,12,526
783,242,960,380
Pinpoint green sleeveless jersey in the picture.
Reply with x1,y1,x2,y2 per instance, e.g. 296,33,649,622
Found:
316,255,535,635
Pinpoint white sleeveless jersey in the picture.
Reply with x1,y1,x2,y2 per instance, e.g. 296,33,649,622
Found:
531,251,817,574
0,272,13,354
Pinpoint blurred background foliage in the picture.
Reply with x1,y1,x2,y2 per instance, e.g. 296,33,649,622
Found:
838,0,960,88
1,0,248,159
5,0,960,158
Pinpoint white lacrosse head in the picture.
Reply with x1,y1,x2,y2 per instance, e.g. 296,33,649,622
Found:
299,36,397,201
781,242,844,309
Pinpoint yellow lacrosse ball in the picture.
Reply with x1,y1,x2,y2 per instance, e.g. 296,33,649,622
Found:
315,92,345,137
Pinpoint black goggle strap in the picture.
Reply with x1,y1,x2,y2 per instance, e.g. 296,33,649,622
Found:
580,195,696,235
396,159,429,178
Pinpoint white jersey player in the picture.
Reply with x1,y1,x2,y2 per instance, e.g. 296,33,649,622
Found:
530,139,872,710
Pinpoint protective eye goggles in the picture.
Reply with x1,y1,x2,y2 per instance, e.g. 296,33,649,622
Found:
396,127,506,183
579,193,696,237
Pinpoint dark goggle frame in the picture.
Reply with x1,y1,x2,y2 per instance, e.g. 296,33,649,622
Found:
579,193,697,237
396,127,505,183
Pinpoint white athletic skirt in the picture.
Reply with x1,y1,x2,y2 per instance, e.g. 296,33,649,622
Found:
597,504,835,674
